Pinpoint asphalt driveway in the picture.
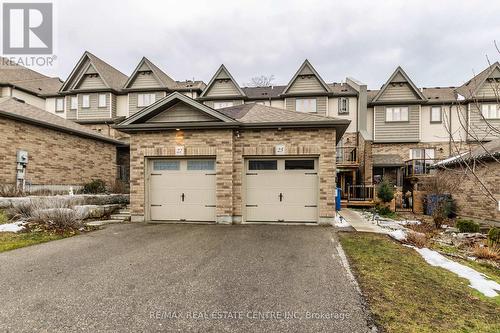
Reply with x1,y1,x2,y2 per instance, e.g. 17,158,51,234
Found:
0,224,372,332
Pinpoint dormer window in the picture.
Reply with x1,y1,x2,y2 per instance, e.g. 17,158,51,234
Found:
338,97,349,115
296,98,317,113
386,106,409,122
137,93,156,107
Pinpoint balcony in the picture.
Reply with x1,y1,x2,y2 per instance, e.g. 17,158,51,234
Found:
404,158,441,178
336,146,358,167
341,185,376,207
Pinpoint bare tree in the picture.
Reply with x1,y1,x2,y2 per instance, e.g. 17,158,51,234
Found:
246,75,275,87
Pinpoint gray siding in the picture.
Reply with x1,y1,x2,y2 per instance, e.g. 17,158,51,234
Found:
205,79,241,97
76,75,107,90
77,93,111,120
285,97,327,115
287,75,326,94
374,105,420,142
111,94,117,118
204,101,214,108
476,81,500,99
129,71,161,89
378,83,419,101
468,103,500,141
65,96,77,120
128,91,165,116
147,102,215,123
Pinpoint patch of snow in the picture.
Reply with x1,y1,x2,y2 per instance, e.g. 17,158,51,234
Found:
0,221,25,233
398,220,421,226
415,247,500,298
389,229,407,241
334,214,351,228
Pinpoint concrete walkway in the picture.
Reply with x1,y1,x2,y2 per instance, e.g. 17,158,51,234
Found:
339,209,388,234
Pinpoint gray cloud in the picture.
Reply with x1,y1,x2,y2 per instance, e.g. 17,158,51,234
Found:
42,0,500,89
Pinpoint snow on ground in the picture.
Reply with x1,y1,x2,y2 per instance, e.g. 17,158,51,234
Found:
388,229,407,241
334,214,351,228
415,247,500,298
0,221,25,233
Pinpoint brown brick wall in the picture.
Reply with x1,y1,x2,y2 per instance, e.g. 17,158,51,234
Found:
129,128,336,223
0,117,117,186
80,123,130,141
437,162,500,223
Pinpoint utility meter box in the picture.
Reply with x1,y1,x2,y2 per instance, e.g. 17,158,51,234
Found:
17,150,28,164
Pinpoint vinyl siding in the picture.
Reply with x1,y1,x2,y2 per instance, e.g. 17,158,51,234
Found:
374,105,420,142
205,79,241,97
468,103,500,141
128,71,162,89
111,94,117,118
377,83,420,101
77,93,111,120
147,101,216,123
76,75,107,90
203,100,242,108
476,81,500,99
285,97,327,115
287,75,327,94
65,95,77,120
128,91,166,116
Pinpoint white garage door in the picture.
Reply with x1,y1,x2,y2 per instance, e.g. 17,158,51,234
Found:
245,158,318,223
149,159,216,222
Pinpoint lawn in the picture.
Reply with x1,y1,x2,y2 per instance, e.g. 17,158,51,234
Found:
0,231,71,253
338,232,500,333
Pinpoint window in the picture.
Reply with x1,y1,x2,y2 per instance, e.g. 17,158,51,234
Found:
70,96,78,110
386,106,409,122
137,93,156,107
248,160,277,170
430,106,442,123
153,160,180,171
481,104,500,119
213,101,233,109
82,94,90,108
338,97,349,114
410,148,435,160
98,94,107,108
285,160,315,170
295,98,317,113
187,160,215,171
55,98,64,112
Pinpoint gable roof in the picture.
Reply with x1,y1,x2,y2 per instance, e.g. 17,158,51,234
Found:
242,85,286,99
282,59,330,95
0,97,126,145
60,51,128,92
118,91,236,126
123,57,176,89
456,62,500,99
198,64,246,99
371,66,426,102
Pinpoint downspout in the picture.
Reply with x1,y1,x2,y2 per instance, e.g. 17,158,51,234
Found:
448,104,452,157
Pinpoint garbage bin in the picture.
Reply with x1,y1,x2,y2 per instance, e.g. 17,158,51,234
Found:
336,188,342,211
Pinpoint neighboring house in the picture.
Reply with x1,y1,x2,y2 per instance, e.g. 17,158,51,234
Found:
115,92,349,224
0,97,127,191
434,139,500,223
0,57,63,111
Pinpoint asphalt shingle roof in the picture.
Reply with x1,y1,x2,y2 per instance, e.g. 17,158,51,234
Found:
0,97,126,145
456,62,500,99
372,154,404,167
85,52,128,91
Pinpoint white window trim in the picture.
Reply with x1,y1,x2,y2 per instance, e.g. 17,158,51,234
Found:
70,96,78,110
430,106,442,123
481,103,500,119
137,93,156,108
386,106,409,122
338,97,349,114
98,93,107,108
82,94,90,108
213,101,234,109
295,98,317,113
55,98,64,112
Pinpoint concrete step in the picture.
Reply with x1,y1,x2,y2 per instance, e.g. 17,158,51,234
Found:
110,214,131,221
86,220,123,226
118,210,130,214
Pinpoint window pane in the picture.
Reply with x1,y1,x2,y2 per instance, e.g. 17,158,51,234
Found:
82,95,90,108
285,160,315,170
248,160,277,170
401,107,408,121
153,160,180,171
98,94,106,107
296,98,316,113
431,107,441,122
424,149,435,159
56,98,64,111
187,160,215,171
386,108,393,121
71,97,77,110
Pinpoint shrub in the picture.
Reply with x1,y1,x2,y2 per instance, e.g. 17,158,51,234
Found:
377,179,394,203
471,244,499,261
487,227,500,246
82,179,107,194
0,210,8,224
375,205,397,218
406,231,428,248
8,200,36,219
30,208,82,232
456,219,480,233
0,184,25,197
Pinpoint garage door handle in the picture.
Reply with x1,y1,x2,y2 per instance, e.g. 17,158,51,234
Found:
279,193,283,202
305,172,317,175
246,205,258,207
304,205,317,208
181,193,185,202
205,205,216,207
246,173,258,175
151,204,162,207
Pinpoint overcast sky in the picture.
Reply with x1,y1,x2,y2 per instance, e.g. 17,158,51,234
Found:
42,0,500,89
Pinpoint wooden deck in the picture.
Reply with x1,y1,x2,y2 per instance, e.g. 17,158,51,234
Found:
341,200,376,208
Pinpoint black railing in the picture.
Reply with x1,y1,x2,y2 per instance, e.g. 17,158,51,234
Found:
346,185,375,202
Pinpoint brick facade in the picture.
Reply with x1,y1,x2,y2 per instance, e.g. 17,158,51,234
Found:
80,123,130,141
0,117,117,186
437,162,500,223
129,128,336,224
371,141,453,161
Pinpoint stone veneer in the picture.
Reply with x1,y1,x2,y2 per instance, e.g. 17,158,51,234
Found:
129,128,336,224
0,117,117,186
